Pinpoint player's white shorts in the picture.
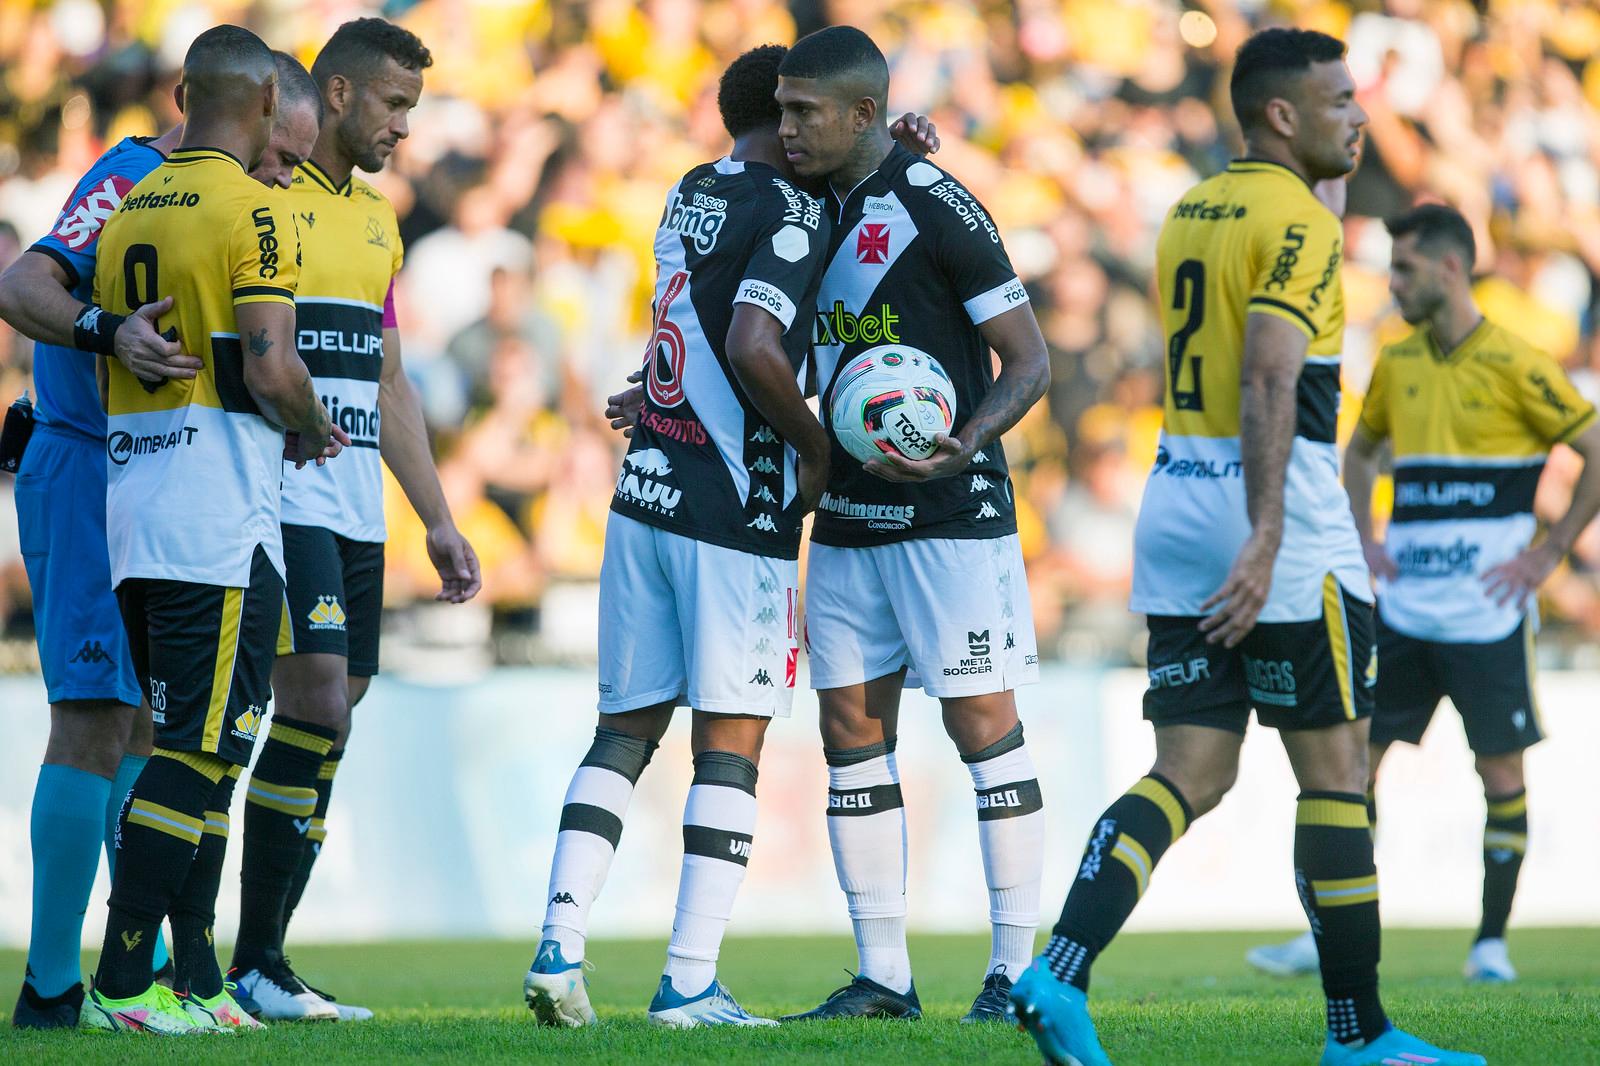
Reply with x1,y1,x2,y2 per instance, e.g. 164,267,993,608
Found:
597,513,798,717
806,534,1039,698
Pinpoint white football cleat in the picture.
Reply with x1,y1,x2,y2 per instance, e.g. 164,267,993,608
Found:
524,940,596,1027
232,957,338,1022
647,976,777,1028
1246,930,1320,977
1464,938,1517,983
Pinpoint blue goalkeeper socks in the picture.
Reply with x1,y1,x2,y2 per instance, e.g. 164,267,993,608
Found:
26,764,110,998
106,753,170,974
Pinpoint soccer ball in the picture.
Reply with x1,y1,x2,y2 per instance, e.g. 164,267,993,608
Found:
828,345,957,464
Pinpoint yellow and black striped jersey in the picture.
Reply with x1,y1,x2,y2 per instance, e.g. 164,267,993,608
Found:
1357,318,1597,642
1132,159,1368,622
278,161,403,543
94,146,301,588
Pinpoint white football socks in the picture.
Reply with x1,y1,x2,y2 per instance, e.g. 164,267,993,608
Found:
825,740,912,994
540,728,656,962
963,724,1045,978
663,752,759,997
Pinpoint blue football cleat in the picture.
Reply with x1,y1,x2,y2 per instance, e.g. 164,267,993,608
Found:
524,940,595,1027
1009,959,1113,1066
647,975,776,1028
1319,1026,1487,1066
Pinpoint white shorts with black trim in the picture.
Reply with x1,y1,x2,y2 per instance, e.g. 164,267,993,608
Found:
597,513,798,718
806,534,1039,698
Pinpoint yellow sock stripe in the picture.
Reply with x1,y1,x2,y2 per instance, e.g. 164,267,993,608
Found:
202,810,230,837
127,799,204,845
1484,830,1528,854
317,760,340,781
1111,834,1153,896
226,765,243,780
307,817,328,842
152,747,228,783
245,779,318,817
1296,797,1369,829
1312,874,1379,907
269,724,335,757
277,592,294,657
1322,573,1356,720
1487,794,1527,820
1126,776,1187,840
203,586,245,754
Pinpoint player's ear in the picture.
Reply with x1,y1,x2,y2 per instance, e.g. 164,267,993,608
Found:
326,73,351,116
854,94,879,134
1263,95,1297,141
264,75,279,119
174,81,186,114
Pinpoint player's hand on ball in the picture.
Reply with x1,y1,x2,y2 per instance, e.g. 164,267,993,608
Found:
426,524,483,603
1481,541,1560,609
890,113,940,156
864,434,970,482
1199,530,1279,647
606,369,644,437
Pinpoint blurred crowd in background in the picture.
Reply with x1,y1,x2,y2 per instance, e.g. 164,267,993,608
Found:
3,0,1600,667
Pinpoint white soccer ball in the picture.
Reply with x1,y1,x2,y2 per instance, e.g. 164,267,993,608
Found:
828,344,957,465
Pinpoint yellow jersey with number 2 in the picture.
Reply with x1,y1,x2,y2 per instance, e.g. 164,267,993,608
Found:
1132,159,1369,622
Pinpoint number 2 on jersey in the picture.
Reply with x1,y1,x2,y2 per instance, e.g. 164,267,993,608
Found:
1167,258,1204,411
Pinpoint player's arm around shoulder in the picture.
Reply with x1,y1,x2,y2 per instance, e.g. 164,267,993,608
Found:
229,194,342,465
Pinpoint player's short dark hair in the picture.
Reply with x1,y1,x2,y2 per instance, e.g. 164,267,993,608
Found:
273,51,324,125
1386,203,1476,268
718,44,786,138
778,25,889,107
183,24,274,85
311,17,432,91
1230,27,1346,132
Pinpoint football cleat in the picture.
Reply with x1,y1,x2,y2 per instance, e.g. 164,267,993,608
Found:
1246,930,1320,977
1010,959,1112,1066
12,976,84,1030
302,981,374,1022
1319,1026,1486,1066
181,985,265,1031
779,974,922,1022
960,968,1014,1024
78,981,199,1035
524,939,596,1027
646,975,776,1028
231,953,338,1022
1464,937,1516,984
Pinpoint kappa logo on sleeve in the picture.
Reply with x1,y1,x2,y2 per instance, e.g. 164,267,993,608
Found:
52,175,136,251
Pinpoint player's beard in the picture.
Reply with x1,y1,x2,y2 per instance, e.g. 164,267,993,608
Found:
339,112,387,174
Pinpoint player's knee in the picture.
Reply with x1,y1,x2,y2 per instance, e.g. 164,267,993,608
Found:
1474,751,1524,795
45,701,132,778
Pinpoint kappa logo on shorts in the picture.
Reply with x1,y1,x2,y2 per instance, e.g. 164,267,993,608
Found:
749,669,774,687
233,705,265,741
307,595,347,631
756,575,779,594
749,425,778,444
747,513,779,533
751,636,776,655
68,639,114,666
971,475,992,492
976,502,1001,519
1004,632,1015,650
753,606,779,626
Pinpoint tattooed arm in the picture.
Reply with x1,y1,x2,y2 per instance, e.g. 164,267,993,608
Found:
864,302,1050,482
235,301,344,465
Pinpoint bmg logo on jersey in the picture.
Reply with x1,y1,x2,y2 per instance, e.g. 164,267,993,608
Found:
664,189,726,253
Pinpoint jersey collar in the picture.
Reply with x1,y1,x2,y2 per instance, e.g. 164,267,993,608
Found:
1425,316,1491,364
826,143,909,221
300,158,353,197
1227,157,1312,188
169,146,244,171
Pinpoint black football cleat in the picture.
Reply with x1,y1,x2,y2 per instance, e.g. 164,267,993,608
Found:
12,977,84,1030
779,974,922,1022
959,968,1014,1024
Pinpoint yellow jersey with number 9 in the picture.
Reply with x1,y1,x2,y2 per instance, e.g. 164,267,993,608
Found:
94,146,301,589
1131,159,1368,623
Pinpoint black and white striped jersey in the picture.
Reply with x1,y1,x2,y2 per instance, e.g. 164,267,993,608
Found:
613,157,830,559
810,145,1029,548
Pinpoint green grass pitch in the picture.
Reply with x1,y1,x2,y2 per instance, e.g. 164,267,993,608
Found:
5,929,1598,1063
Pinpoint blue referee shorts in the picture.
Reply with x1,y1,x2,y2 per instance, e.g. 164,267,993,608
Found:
15,425,141,707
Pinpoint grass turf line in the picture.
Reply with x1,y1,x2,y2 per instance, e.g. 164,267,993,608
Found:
4,929,1598,1064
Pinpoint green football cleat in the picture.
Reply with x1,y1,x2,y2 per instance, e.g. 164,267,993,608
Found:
79,981,199,1035
182,984,265,1032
